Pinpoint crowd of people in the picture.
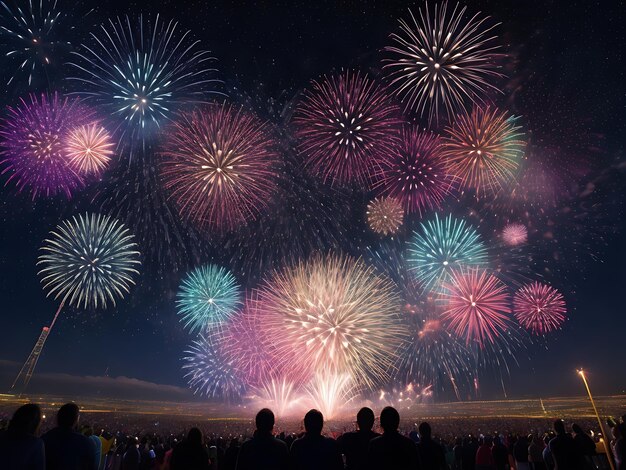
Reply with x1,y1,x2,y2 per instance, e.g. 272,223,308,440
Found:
0,401,624,470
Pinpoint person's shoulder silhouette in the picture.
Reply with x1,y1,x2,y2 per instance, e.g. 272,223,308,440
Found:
290,409,343,470
236,408,288,470
367,407,421,470
338,407,380,470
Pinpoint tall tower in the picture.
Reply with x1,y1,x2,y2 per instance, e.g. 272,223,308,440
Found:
11,326,51,392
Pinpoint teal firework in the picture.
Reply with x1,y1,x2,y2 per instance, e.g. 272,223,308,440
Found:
176,265,242,333
407,214,488,291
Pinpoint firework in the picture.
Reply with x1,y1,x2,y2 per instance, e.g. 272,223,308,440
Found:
183,332,245,400
513,282,566,335
176,265,242,334
160,104,279,232
0,0,71,87
305,370,358,420
441,106,525,196
502,223,528,246
384,2,502,122
440,268,513,347
37,213,141,309
293,70,401,186
407,214,488,291
68,14,220,144
0,93,94,198
256,254,405,388
377,128,455,215
249,378,302,418
64,123,114,176
366,197,404,235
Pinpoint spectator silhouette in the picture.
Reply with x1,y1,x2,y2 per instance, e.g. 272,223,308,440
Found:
122,436,141,470
337,407,380,470
170,427,210,470
513,434,530,470
0,403,45,470
416,422,446,470
572,423,596,460
491,436,508,470
223,438,240,470
236,408,288,470
475,435,495,470
549,419,585,470
41,403,97,470
367,406,421,470
528,434,547,470
612,423,625,470
289,409,343,470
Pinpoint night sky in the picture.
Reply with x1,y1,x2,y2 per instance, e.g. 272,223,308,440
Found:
0,0,625,401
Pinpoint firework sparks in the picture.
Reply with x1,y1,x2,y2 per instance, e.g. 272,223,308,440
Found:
293,70,401,186
160,103,279,232
513,282,567,335
176,265,242,334
256,254,405,388
305,370,358,420
366,197,404,235
249,378,302,418
407,214,488,291
502,223,528,246
37,213,141,309
441,106,525,196
384,2,503,122
440,268,513,347
64,123,114,176
377,127,455,215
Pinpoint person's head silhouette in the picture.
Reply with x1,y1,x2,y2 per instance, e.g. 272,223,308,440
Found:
380,407,400,434
187,427,203,446
255,408,275,434
8,403,41,436
304,409,324,436
57,403,80,430
554,419,566,435
418,422,432,440
356,407,375,432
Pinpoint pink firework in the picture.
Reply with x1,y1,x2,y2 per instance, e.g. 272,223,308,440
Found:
160,104,279,231
513,282,566,335
293,70,402,186
64,123,115,177
502,223,528,246
440,268,513,347
377,127,455,215
0,94,94,199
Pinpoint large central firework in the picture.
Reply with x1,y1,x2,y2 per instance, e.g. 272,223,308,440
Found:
255,254,406,388
159,103,279,231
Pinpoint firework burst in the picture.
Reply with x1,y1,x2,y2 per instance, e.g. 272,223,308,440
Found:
64,123,115,176
305,370,358,420
366,197,404,236
249,378,302,418
407,214,488,291
69,14,220,144
256,254,405,388
502,223,528,246
160,104,279,232
293,70,401,186
37,213,141,309
384,2,503,122
377,128,455,215
440,268,513,347
513,282,566,335
441,106,525,196
0,93,94,198
176,265,242,334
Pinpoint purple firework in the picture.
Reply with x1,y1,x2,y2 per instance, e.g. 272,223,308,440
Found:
293,70,402,186
0,93,94,199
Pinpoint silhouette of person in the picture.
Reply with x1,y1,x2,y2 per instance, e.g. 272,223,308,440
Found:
337,407,380,470
367,406,421,470
170,427,210,470
549,419,586,470
0,403,45,470
416,422,446,470
42,402,97,470
236,408,289,470
289,409,343,470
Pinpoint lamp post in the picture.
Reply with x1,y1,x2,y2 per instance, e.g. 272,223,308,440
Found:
578,369,615,470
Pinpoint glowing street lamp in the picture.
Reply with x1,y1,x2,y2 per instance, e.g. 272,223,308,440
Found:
577,369,615,470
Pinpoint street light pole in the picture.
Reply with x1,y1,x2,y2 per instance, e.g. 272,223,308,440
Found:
578,369,616,470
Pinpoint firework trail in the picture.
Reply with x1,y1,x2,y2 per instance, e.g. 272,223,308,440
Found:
64,123,114,177
176,265,242,334
513,282,566,335
366,197,404,236
305,370,358,420
293,70,401,186
384,2,503,123
160,103,279,232
37,213,141,309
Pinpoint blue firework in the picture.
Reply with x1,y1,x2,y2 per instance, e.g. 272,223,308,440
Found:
68,14,220,145
407,213,488,291
183,333,245,400
176,265,242,333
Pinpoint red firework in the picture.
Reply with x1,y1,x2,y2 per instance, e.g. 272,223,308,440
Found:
160,104,279,231
440,268,512,347
513,282,566,335
293,70,402,186
377,127,456,215
502,223,528,246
